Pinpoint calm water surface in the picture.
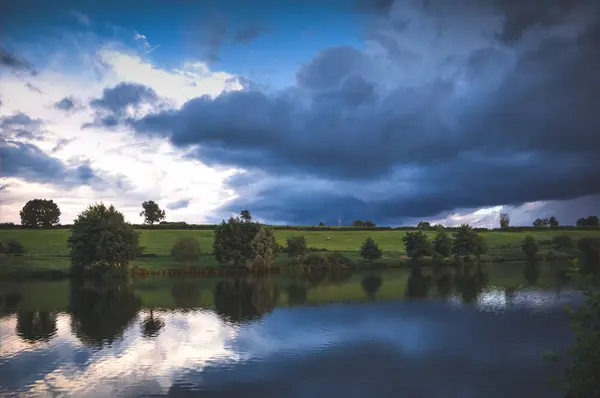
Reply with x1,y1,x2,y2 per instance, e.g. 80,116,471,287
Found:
0,263,580,397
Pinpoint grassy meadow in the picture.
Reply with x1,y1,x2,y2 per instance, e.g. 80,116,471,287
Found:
1,227,599,277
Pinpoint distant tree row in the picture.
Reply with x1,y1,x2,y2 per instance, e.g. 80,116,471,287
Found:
533,216,559,227
17,199,168,228
576,215,599,227
351,220,376,227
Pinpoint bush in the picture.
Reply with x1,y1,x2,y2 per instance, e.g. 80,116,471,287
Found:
521,236,539,261
213,215,262,266
402,231,433,260
452,224,480,257
247,226,278,268
286,236,308,257
2,239,25,256
170,236,200,266
552,234,574,252
433,228,452,257
360,237,382,261
68,203,140,275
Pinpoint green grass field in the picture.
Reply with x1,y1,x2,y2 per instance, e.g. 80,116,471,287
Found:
0,228,598,276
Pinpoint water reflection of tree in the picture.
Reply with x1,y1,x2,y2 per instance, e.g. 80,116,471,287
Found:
286,283,308,306
361,274,383,300
141,309,165,339
214,278,279,323
406,269,431,299
69,279,142,347
16,311,57,343
171,280,201,310
524,261,540,286
455,265,488,304
0,292,21,316
435,272,453,299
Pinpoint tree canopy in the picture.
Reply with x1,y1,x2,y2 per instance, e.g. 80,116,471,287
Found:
213,212,262,266
19,199,60,228
140,200,166,225
360,237,382,261
68,203,140,274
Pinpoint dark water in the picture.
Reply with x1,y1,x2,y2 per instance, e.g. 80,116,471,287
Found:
0,263,580,397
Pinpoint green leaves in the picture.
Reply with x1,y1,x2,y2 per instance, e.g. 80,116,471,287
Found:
402,231,433,260
360,237,382,261
19,199,61,228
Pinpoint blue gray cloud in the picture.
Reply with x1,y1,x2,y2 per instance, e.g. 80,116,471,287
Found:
54,96,77,112
167,199,190,210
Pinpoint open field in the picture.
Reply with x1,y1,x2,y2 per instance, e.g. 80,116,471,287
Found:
0,228,598,277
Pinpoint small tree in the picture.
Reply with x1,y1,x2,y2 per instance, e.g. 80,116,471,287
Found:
432,228,452,258
552,234,574,252
240,209,252,222
170,236,200,266
352,220,364,227
417,221,431,229
360,237,382,261
522,236,539,261
140,201,166,225
318,222,326,227
286,236,308,257
452,224,479,257
499,212,510,228
19,199,61,228
548,216,559,227
247,226,278,268
213,216,261,266
363,220,376,227
68,203,140,274
402,231,433,261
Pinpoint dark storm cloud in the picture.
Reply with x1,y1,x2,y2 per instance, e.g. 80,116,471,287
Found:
54,96,77,111
128,0,600,224
85,82,160,128
167,199,190,210
0,47,36,75
90,82,159,116
0,138,98,187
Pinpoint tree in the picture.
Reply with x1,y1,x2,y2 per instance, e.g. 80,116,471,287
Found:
68,203,140,275
452,224,480,257
318,222,326,227
363,220,376,227
247,226,278,268
402,231,433,261
352,220,363,227
417,221,431,229
213,216,261,266
360,237,382,261
552,234,574,252
285,236,308,257
499,212,510,228
139,200,166,225
533,218,546,227
19,199,60,228
548,216,559,227
521,236,539,261
170,236,200,266
240,209,252,222
432,228,452,258
576,216,599,227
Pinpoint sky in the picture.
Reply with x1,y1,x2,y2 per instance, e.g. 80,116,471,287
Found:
1,0,599,227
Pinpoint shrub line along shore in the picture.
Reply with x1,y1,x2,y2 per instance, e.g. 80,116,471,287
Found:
1,226,599,280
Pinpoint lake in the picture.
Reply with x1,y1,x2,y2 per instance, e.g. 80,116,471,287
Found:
0,262,579,397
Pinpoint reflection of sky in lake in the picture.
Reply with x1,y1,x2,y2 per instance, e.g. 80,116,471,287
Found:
0,289,581,398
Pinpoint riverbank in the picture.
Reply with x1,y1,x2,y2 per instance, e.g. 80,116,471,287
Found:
1,228,595,279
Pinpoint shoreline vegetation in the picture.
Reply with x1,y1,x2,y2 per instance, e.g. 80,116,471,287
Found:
1,226,599,280
1,200,598,280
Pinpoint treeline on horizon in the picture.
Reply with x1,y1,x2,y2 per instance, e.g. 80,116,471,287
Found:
2,198,599,232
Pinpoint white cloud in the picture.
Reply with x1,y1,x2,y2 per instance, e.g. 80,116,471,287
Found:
0,28,243,225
